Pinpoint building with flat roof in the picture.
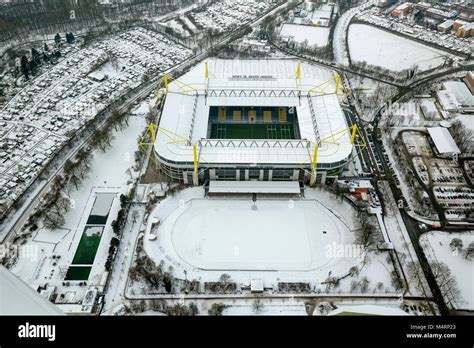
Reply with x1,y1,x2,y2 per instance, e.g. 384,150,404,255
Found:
427,127,461,158
154,59,354,185
443,81,474,111
438,19,454,32
392,2,413,17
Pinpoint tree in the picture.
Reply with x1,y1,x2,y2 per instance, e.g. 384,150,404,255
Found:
43,211,65,230
219,273,231,286
188,302,199,315
450,120,473,154
354,209,378,250
390,270,403,291
54,33,61,45
359,276,370,293
430,261,462,307
449,238,463,254
463,242,474,260
44,42,49,52
350,280,359,292
66,32,75,44
20,55,29,80
31,48,41,66
208,303,227,316
252,298,264,314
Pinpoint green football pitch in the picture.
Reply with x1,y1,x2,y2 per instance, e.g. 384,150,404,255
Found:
211,123,296,139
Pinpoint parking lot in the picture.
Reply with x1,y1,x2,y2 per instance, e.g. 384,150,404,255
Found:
356,8,470,56
0,27,193,218
164,0,272,38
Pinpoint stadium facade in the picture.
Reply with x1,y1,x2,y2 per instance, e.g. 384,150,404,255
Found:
154,59,353,185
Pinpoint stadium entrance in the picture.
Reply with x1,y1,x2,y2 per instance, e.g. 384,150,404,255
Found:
208,106,301,140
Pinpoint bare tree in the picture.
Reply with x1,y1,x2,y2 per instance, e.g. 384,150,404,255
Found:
252,298,264,314
430,261,462,308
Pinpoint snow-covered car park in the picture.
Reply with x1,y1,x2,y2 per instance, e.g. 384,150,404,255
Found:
356,9,471,56
166,0,271,37
435,186,474,220
0,27,193,217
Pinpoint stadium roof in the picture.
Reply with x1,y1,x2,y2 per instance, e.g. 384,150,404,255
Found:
0,266,63,315
427,127,461,155
155,59,352,167
209,180,300,194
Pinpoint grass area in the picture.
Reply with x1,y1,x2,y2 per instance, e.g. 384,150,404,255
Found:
71,226,103,265
211,123,296,139
65,266,92,281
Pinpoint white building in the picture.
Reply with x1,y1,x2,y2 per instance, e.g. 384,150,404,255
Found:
427,127,461,158
154,59,353,185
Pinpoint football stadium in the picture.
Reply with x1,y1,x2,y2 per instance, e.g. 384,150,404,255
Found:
153,59,356,185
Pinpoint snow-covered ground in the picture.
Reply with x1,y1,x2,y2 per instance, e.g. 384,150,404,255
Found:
9,113,147,313
329,304,408,316
420,231,474,310
140,187,397,294
455,114,474,132
280,24,329,47
170,198,350,271
348,24,455,71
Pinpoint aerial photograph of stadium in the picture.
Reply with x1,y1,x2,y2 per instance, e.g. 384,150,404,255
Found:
0,0,472,346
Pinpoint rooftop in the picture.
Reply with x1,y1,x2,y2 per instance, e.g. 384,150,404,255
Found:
427,127,461,155
155,59,352,166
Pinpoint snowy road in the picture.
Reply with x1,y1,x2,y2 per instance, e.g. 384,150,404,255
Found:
333,2,373,66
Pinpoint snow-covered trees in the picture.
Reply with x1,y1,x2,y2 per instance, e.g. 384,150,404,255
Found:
449,238,463,254
463,242,474,261
450,120,473,155
208,303,227,316
252,298,264,314
430,261,461,308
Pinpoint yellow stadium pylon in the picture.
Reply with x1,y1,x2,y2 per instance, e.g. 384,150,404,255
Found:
163,74,169,95
308,124,367,186
310,143,318,187
193,144,199,186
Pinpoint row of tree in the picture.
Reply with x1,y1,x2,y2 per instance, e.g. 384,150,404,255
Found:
17,32,76,80
28,109,129,230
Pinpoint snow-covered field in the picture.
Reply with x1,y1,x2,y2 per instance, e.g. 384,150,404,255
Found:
10,113,147,312
171,199,348,271
348,24,454,71
280,24,329,47
420,231,474,310
142,187,396,293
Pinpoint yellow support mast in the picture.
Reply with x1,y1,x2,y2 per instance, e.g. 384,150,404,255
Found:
308,124,367,186
335,74,341,94
193,144,199,186
310,143,319,187
163,74,169,95
296,62,301,95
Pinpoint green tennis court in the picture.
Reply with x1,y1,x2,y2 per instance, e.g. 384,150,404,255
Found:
211,123,296,139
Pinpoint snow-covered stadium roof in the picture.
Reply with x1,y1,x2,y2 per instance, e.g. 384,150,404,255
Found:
427,127,461,155
209,180,300,194
0,266,63,315
155,59,352,167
